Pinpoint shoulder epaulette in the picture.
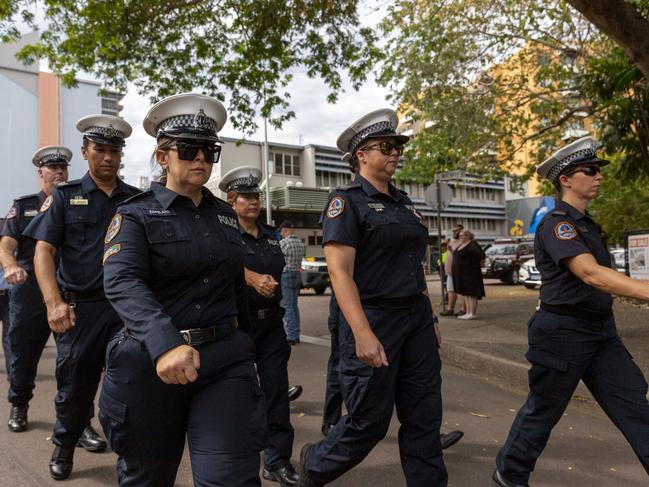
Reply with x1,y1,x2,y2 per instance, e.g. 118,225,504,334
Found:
14,193,41,202
551,210,568,216
337,180,362,191
118,190,153,207
58,179,82,188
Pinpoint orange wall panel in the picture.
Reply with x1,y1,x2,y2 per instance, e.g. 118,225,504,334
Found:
38,72,60,146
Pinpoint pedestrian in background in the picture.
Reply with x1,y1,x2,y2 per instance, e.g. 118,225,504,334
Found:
23,115,139,480
0,146,70,433
452,230,485,320
101,93,266,486
494,136,649,487
439,224,465,316
223,166,300,487
279,221,304,345
300,108,447,487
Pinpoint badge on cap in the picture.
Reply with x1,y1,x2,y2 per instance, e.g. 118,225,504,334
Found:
554,221,577,240
40,195,54,212
105,214,123,243
103,244,122,264
326,196,346,219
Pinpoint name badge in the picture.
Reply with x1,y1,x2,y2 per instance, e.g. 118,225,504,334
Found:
24,210,38,217
368,202,385,212
144,208,176,216
70,198,89,206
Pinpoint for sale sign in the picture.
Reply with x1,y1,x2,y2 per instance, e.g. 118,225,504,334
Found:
627,231,649,281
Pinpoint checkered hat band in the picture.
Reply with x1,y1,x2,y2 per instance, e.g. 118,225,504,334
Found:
547,147,597,182
158,113,218,134
41,153,68,164
348,121,394,154
85,126,125,139
227,176,258,192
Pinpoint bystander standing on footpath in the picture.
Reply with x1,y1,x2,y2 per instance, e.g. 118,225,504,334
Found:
453,230,486,320
440,224,465,317
279,221,305,345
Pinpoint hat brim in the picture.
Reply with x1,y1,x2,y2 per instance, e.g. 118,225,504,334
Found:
157,129,221,143
84,134,125,147
363,133,410,146
40,160,71,167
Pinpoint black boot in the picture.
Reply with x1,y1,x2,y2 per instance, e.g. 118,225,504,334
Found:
49,445,75,480
440,430,464,450
288,385,303,402
298,443,323,487
492,469,530,487
263,463,300,486
76,424,107,452
8,405,28,432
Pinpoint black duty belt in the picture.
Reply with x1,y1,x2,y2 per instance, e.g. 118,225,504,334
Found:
540,302,612,321
361,294,422,310
179,318,238,346
252,307,277,320
62,289,106,306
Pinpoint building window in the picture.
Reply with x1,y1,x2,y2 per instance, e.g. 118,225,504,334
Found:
272,152,300,176
307,235,323,246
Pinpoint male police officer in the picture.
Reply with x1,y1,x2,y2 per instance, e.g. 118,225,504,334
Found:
24,116,140,480
0,146,70,432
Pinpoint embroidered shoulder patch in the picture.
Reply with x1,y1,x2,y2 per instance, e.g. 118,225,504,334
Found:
554,221,577,240
104,214,122,243
326,196,345,219
5,206,16,219
103,244,121,264
40,195,54,212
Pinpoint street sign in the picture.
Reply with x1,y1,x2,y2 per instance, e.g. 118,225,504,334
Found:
424,182,454,210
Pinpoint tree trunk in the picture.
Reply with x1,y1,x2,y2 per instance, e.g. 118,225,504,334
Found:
567,0,649,79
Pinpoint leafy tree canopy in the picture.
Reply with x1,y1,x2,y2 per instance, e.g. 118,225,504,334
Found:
0,0,380,132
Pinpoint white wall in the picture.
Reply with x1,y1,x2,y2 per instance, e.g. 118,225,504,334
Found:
0,71,39,212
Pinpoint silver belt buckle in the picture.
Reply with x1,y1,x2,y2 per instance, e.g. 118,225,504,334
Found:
180,330,192,345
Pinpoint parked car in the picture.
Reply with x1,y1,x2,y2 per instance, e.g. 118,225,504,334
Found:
300,257,330,295
481,240,534,284
610,248,626,273
522,259,541,289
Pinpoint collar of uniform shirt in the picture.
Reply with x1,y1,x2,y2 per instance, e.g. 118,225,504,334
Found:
79,171,134,197
356,174,406,201
555,198,593,221
149,182,219,210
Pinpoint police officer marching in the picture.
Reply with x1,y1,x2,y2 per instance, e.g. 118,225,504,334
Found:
0,146,70,433
222,166,300,487
23,116,139,480
101,93,266,486
493,136,649,487
299,109,447,486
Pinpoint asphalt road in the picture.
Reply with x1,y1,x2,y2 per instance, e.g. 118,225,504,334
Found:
0,284,646,486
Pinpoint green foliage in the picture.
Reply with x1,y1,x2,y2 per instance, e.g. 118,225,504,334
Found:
590,155,649,244
379,0,609,179
0,0,380,132
581,47,649,178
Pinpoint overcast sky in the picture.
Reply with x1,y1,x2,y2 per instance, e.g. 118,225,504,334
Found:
120,72,393,185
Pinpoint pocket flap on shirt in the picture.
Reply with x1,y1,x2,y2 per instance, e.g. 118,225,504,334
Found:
145,220,190,244
525,347,569,372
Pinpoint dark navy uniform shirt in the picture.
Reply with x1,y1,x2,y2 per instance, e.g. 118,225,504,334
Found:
321,175,428,301
536,199,613,312
241,221,285,311
23,172,139,293
102,183,250,362
1,191,46,275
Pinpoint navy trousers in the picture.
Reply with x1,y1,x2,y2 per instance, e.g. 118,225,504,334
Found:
7,277,50,407
323,296,343,427
0,289,11,375
100,329,267,487
250,311,294,470
496,310,649,483
52,299,120,447
304,295,447,486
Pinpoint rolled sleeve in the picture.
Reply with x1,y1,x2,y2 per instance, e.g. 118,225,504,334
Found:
103,209,185,362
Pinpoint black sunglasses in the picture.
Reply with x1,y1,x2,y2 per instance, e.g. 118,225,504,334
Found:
564,165,601,177
360,141,405,156
170,140,222,164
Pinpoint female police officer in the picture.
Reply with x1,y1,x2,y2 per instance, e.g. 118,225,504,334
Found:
101,93,266,487
493,136,649,487
300,109,447,487
221,166,299,487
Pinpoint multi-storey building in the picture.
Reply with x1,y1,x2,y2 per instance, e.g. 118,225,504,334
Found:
207,137,506,263
0,34,125,210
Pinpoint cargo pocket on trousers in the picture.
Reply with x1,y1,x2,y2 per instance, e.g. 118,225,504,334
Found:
99,390,129,455
526,347,569,399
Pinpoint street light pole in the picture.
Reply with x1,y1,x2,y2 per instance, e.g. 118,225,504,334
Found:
262,104,272,225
